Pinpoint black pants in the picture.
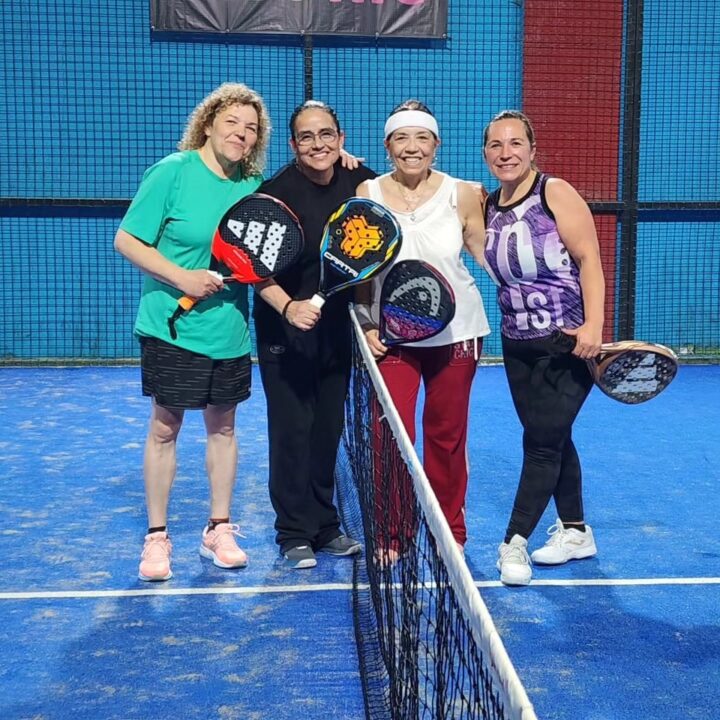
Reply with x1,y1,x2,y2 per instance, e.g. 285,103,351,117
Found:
502,334,594,542
257,333,350,552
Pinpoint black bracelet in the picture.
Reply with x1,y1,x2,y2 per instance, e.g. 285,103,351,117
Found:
281,299,294,320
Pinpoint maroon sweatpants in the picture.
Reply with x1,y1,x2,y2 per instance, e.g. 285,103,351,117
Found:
377,338,482,545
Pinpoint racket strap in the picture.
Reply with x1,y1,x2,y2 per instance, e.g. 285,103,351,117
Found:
167,295,199,340
281,299,294,320
167,308,182,340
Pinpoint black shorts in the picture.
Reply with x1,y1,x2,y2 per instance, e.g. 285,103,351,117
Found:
140,336,251,409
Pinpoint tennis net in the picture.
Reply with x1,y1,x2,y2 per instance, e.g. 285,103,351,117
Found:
335,309,537,720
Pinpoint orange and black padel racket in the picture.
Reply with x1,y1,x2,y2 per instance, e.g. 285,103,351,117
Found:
309,197,402,309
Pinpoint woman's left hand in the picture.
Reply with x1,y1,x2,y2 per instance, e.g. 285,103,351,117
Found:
364,328,388,359
564,323,603,360
339,148,365,170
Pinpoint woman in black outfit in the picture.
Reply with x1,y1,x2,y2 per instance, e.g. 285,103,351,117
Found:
254,101,376,569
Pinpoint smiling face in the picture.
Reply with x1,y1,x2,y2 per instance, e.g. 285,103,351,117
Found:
203,103,259,173
483,118,536,186
385,126,439,179
290,108,344,183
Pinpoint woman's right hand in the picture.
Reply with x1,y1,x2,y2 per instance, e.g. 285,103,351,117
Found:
365,328,389,359
179,269,225,299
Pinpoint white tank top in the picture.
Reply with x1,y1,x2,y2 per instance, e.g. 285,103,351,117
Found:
367,172,490,347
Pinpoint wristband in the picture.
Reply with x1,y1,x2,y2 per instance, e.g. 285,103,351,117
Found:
281,299,294,321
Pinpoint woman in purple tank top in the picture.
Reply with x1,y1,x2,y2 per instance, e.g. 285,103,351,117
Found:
482,111,606,586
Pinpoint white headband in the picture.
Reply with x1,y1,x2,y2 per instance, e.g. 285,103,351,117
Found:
384,110,439,139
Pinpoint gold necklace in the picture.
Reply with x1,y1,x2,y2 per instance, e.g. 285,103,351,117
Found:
392,173,429,221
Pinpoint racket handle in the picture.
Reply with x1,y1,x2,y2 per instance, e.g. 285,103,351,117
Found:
177,295,198,312
168,272,226,339
309,293,326,309
176,270,225,312
209,270,236,283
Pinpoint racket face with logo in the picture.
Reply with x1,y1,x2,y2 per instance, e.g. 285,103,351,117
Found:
592,341,678,404
379,260,456,346
551,331,678,404
212,193,304,282
316,197,402,300
168,193,304,340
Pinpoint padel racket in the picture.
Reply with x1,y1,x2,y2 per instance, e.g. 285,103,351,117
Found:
168,193,304,339
309,197,402,309
552,330,678,404
379,260,456,346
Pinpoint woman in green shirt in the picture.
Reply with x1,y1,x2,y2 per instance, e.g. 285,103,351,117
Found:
114,83,270,582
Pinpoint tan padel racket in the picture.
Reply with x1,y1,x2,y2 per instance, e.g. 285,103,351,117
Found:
552,331,679,404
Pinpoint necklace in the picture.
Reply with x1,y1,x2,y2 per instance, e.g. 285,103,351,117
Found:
392,173,429,221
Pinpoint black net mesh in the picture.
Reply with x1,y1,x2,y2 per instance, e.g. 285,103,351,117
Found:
335,314,536,720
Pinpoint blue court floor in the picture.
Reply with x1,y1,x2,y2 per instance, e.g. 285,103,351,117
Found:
0,363,718,719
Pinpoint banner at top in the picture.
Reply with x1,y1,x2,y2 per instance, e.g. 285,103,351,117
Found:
151,0,448,39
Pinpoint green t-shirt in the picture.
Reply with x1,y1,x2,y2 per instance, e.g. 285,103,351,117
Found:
120,151,262,359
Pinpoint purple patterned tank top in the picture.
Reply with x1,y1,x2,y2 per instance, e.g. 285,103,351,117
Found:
483,173,584,340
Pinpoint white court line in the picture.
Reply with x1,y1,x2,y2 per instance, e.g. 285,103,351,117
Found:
0,583,355,601
479,577,720,588
0,576,719,601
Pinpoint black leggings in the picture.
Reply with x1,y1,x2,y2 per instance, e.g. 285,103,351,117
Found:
502,334,594,542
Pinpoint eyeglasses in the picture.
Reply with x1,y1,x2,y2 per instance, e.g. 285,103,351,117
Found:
294,129,339,147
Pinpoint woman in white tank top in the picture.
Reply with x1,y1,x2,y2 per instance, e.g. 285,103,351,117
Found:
354,100,490,558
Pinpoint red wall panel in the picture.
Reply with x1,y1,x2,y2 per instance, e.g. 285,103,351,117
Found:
523,1,623,338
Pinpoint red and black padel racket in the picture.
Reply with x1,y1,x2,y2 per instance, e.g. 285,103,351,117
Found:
379,260,456,346
168,193,304,339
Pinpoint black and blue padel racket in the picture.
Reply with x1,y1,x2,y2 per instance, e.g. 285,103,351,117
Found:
309,197,402,309
379,260,456,346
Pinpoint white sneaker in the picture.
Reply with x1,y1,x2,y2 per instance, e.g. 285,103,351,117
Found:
530,519,597,565
497,534,532,586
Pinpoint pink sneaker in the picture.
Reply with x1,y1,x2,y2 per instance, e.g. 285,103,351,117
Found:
138,531,173,582
199,523,248,568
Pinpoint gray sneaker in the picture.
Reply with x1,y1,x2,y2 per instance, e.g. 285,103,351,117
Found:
318,534,362,556
283,545,317,569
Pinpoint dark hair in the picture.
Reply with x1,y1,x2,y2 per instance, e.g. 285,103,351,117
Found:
289,100,341,137
389,99,434,116
482,109,536,148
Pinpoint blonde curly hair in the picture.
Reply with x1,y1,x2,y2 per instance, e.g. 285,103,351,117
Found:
178,83,271,177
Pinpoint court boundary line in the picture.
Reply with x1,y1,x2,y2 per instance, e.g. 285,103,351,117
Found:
1,576,719,601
